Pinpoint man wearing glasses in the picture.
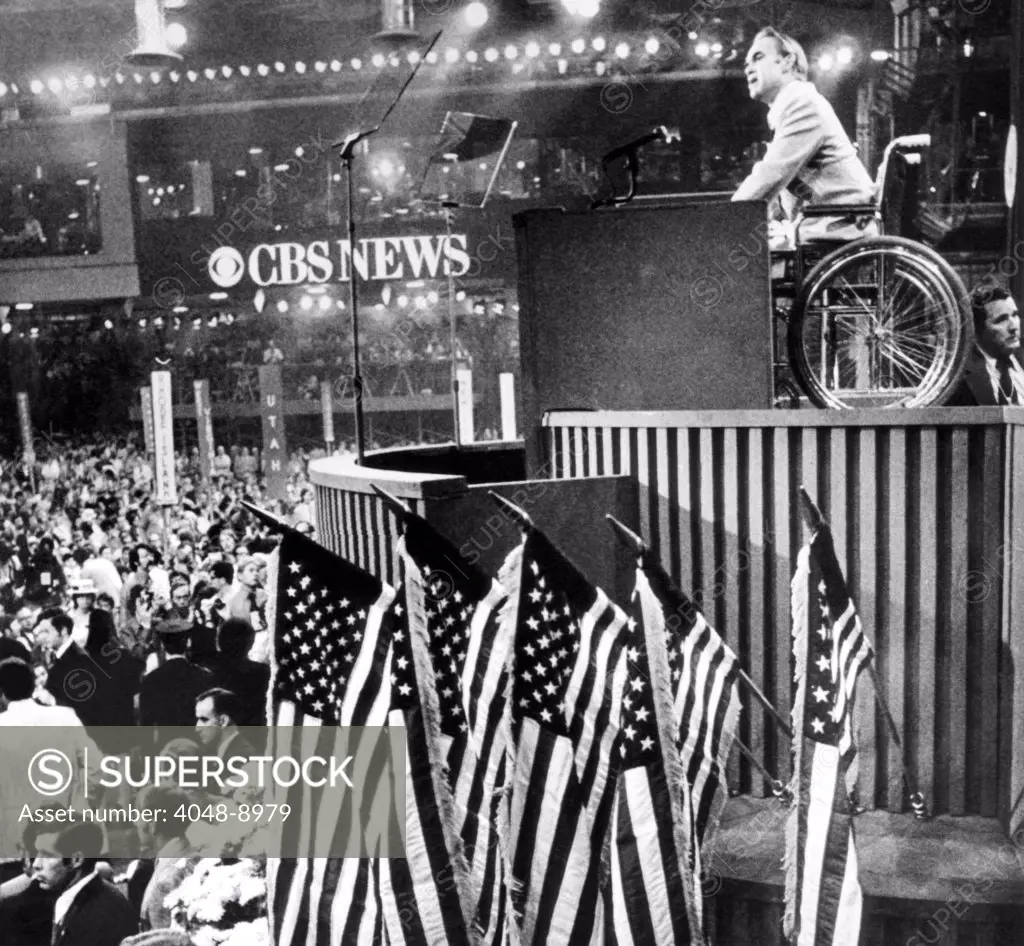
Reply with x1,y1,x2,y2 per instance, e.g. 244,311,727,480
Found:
732,27,877,246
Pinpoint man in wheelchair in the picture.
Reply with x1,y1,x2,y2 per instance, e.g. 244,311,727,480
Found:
732,27,877,251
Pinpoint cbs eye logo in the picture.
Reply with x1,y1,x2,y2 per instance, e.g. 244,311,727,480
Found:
208,246,245,288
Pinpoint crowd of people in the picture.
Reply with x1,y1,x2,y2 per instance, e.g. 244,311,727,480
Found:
0,432,319,946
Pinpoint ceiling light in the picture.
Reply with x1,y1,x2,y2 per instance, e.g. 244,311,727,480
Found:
818,53,834,71
204,68,216,80
274,61,285,73
314,61,326,72
578,0,599,17
870,50,890,61
485,47,499,62
837,46,853,65
465,50,478,63
571,38,585,54
14,303,33,311
30,79,44,95
276,300,288,313
615,42,629,59
525,42,540,58
505,45,518,60
221,65,233,78
239,65,251,76
294,61,306,73
695,42,710,57
166,22,187,49
549,42,562,56
592,37,606,52
372,53,385,68
465,2,489,28
257,63,269,76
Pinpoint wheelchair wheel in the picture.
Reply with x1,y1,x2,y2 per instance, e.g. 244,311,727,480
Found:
787,236,972,409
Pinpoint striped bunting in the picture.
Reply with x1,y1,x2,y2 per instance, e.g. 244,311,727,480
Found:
785,523,872,946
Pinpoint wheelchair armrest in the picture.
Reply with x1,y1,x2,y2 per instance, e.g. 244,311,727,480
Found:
797,204,879,218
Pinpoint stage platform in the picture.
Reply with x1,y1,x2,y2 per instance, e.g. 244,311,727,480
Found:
310,406,1024,943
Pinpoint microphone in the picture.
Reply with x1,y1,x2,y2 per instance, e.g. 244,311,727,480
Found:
602,126,676,164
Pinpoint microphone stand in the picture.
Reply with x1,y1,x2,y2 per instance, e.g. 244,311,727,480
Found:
338,131,373,464
442,200,463,447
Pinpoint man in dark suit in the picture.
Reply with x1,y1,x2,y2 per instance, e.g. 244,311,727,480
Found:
947,285,1023,406
29,822,136,946
201,618,271,726
34,609,97,710
138,616,213,751
0,869,56,946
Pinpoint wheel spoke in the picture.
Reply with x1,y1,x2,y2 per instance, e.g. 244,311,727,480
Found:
789,240,968,408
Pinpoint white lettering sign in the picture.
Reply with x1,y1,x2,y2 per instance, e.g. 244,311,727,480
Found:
214,234,471,288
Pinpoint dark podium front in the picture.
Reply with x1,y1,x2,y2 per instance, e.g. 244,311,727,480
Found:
514,202,773,471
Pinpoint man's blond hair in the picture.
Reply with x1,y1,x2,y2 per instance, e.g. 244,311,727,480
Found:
754,27,809,80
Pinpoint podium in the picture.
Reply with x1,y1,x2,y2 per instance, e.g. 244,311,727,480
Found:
513,202,774,472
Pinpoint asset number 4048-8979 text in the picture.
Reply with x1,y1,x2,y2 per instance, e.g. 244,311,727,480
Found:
172,803,293,823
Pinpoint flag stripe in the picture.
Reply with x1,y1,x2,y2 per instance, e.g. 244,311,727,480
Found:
613,767,694,946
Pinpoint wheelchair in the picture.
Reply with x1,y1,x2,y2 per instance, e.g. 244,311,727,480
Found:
771,135,973,409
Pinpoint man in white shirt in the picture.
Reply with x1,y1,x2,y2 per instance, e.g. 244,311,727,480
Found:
732,27,877,246
948,285,1024,406
80,546,122,602
0,657,83,727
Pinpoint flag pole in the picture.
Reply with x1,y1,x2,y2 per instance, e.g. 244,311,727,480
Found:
488,490,534,531
797,487,927,820
372,483,413,523
605,513,794,740
240,499,293,534
733,737,789,799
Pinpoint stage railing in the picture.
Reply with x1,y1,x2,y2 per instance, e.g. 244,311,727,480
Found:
542,407,1024,832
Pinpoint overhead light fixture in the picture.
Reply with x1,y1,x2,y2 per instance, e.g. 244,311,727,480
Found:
870,49,890,61
125,0,183,68
465,2,489,28
165,22,187,49
209,291,228,300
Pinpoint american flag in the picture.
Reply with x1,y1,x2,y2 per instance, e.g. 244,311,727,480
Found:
263,529,397,946
785,523,872,946
377,512,508,946
609,563,705,946
654,563,741,857
499,528,628,945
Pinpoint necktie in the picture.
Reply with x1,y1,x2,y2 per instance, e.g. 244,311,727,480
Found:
998,357,1018,405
